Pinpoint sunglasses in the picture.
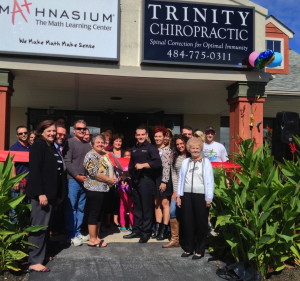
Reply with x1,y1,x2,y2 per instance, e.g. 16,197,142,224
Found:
75,127,87,131
205,131,215,135
18,132,28,135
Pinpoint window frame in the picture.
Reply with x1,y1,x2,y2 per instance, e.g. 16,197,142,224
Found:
265,37,284,69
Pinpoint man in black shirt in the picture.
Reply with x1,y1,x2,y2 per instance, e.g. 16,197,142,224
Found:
123,126,162,243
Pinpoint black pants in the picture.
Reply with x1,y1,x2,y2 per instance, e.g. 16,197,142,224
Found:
49,199,65,234
132,177,154,238
104,187,120,216
86,190,105,225
28,199,54,265
181,193,208,255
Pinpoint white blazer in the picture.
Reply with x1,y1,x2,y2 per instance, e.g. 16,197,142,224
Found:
177,157,214,202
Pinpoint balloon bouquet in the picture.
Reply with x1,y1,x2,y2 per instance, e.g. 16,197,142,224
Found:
248,50,283,69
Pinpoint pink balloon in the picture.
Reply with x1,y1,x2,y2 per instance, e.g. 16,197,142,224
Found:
248,51,260,67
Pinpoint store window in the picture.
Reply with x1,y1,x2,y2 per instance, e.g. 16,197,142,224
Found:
220,117,230,153
266,40,281,53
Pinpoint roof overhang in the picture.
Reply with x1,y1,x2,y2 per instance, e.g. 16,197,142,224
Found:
266,16,294,38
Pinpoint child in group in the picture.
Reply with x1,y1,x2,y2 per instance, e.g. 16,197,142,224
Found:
118,149,134,232
123,150,130,158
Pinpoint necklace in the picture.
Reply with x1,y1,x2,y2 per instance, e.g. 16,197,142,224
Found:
191,157,202,162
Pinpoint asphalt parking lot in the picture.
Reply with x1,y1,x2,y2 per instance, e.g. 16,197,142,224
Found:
27,230,225,281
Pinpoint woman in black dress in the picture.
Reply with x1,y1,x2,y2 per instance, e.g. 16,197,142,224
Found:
106,133,125,227
152,126,173,240
26,120,66,272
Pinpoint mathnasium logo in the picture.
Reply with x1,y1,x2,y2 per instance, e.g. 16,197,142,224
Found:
0,0,115,25
0,0,32,24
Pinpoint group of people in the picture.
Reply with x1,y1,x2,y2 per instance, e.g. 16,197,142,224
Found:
9,120,228,272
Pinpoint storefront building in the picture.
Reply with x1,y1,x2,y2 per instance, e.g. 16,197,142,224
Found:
0,0,298,152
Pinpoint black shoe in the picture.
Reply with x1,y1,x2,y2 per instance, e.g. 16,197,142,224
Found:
123,232,141,239
139,236,150,243
156,224,168,241
192,254,203,260
151,222,161,239
181,252,193,258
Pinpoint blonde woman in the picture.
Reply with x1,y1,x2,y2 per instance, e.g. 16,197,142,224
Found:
83,134,117,247
193,130,205,142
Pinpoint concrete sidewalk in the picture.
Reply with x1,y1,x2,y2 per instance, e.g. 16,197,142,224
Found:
27,230,225,281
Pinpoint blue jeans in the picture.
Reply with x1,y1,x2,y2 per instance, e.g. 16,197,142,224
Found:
65,179,86,239
170,200,178,219
10,189,20,223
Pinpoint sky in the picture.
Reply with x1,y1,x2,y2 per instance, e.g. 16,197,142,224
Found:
251,0,300,54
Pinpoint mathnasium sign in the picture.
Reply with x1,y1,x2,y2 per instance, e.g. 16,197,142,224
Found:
143,0,254,68
0,0,120,61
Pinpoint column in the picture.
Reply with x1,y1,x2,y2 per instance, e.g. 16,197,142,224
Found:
227,82,266,154
0,70,14,150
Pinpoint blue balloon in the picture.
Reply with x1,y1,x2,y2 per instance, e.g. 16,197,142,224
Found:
268,52,282,68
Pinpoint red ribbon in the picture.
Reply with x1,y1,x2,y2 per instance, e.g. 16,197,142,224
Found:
0,150,29,162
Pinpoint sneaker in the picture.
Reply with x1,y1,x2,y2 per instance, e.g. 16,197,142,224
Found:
77,234,90,242
209,229,219,237
71,237,83,246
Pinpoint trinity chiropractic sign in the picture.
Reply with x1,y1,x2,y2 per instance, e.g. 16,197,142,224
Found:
0,0,119,61
143,0,254,68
